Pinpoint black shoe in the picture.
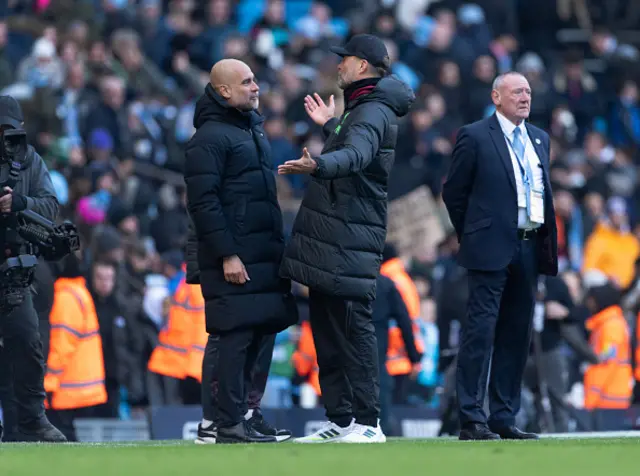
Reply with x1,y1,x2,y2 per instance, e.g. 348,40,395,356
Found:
217,421,277,444
248,410,292,442
195,422,217,444
459,423,501,441
490,425,539,440
13,421,67,443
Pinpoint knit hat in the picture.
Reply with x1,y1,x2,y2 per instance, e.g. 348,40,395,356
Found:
89,128,114,151
76,190,111,226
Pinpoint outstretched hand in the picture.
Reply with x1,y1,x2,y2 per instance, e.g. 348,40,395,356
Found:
278,148,318,175
304,93,335,126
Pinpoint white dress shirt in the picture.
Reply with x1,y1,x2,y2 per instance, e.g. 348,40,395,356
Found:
496,112,544,229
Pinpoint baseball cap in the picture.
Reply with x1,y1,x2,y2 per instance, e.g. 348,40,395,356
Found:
0,95,24,128
330,34,390,69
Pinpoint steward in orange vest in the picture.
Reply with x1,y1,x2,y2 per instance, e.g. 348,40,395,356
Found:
380,246,424,383
584,284,633,410
292,320,321,396
635,311,640,384
45,276,107,411
148,269,207,382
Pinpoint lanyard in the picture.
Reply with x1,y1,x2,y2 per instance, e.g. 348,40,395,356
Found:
504,130,530,184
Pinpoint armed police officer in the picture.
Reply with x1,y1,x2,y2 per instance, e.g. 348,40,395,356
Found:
0,95,66,442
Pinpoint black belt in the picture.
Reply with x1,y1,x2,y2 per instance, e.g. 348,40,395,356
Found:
517,228,538,240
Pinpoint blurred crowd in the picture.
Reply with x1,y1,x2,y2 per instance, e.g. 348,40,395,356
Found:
2,0,640,429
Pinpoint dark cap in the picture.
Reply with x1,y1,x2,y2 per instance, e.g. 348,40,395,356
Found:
0,95,24,129
330,34,390,69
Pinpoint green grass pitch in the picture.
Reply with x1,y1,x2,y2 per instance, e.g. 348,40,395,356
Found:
1,438,639,476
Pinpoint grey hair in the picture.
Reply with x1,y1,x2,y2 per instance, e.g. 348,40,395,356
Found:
492,72,526,91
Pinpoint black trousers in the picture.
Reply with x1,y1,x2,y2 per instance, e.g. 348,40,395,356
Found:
0,293,46,428
373,320,392,435
309,289,380,427
208,330,275,428
201,333,275,423
456,238,537,428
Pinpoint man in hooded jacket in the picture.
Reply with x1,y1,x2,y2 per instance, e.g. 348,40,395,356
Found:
183,59,298,444
278,34,415,444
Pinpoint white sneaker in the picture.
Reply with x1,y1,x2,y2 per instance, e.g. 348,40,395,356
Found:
293,420,355,444
194,422,217,444
337,422,386,443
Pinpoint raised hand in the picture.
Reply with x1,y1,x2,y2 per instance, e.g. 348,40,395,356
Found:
304,93,335,126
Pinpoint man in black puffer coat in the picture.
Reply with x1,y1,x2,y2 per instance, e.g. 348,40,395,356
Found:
185,219,293,445
278,34,415,443
184,59,298,444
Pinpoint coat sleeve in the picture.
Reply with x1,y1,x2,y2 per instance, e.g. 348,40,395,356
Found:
44,290,84,393
313,105,388,179
442,126,477,240
389,283,421,364
24,150,59,221
184,139,238,260
322,118,340,139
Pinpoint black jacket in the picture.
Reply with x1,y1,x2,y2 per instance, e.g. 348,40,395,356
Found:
184,84,297,334
0,145,59,220
88,272,145,402
280,76,415,301
373,274,421,370
185,217,199,284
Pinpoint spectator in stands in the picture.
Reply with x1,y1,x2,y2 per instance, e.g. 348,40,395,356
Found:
583,196,640,289
89,260,144,419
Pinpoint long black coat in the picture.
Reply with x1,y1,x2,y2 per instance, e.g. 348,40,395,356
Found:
184,85,297,334
280,76,415,301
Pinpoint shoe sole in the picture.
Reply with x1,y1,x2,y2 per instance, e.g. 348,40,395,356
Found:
338,435,387,444
275,434,292,442
293,437,344,444
459,433,501,441
195,436,216,444
216,438,276,444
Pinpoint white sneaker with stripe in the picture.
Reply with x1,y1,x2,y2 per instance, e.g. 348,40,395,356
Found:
337,421,386,443
293,420,355,444
194,422,217,444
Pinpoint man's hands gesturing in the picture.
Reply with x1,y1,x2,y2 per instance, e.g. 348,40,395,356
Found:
304,93,335,126
277,147,318,175
223,255,250,285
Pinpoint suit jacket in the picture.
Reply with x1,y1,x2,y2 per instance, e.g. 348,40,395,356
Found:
442,114,558,276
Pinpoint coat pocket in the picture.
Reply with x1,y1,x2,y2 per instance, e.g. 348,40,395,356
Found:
464,217,492,234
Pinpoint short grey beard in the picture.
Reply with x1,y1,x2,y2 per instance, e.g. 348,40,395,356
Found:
337,76,349,90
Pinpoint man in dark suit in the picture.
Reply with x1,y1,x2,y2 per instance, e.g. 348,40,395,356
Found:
442,71,558,440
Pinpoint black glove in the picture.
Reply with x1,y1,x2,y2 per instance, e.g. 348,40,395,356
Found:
10,192,27,212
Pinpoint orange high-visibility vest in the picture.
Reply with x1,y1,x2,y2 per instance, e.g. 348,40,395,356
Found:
381,258,423,376
186,284,207,382
584,305,633,410
635,312,640,382
45,277,107,410
292,321,320,395
148,276,205,380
